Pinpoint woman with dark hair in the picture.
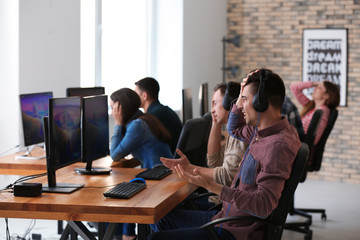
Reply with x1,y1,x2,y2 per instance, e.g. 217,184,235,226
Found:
290,80,340,145
110,87,172,168
110,88,173,240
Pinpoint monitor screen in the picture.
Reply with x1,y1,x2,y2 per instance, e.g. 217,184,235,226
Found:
75,95,111,175
198,83,209,116
66,87,105,97
19,92,53,147
43,97,84,193
49,97,82,169
182,88,193,123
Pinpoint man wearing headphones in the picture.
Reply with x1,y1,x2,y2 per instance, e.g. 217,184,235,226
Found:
160,82,246,210
148,68,301,240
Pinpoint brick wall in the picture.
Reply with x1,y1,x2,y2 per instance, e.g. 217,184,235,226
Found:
226,0,360,183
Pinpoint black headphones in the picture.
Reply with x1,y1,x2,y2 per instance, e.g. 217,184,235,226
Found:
223,81,241,111
252,69,269,112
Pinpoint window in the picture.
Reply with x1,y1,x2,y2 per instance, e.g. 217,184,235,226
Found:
81,0,182,110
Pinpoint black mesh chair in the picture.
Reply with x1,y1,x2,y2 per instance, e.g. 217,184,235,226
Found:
174,117,212,167
285,108,338,239
199,142,309,240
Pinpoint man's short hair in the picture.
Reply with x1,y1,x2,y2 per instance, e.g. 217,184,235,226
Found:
135,77,160,100
245,68,285,110
213,83,226,96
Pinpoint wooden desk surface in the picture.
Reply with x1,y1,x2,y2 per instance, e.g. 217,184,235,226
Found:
0,147,140,173
0,165,196,224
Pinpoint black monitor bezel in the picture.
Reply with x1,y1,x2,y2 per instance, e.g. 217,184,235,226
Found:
75,95,111,175
198,83,209,116
43,97,84,193
182,88,193,123
66,87,105,97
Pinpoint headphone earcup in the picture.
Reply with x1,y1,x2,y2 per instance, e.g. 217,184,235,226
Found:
222,92,232,111
252,93,268,112
223,81,240,111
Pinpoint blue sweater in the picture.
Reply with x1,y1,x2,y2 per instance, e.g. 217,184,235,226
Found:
110,118,173,169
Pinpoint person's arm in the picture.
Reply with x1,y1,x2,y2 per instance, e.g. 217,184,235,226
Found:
313,106,330,145
207,120,222,155
290,81,313,107
110,119,143,161
212,137,246,186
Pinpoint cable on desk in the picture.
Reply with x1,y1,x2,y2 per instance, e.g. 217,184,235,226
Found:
0,172,47,192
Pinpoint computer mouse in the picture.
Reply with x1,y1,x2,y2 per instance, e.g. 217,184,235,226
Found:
130,177,146,184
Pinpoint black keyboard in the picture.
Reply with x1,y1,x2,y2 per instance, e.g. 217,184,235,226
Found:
135,168,172,180
103,182,146,199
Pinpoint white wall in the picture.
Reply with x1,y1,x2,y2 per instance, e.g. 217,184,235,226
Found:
0,0,19,154
0,0,225,152
183,0,227,118
19,0,80,97
0,0,81,151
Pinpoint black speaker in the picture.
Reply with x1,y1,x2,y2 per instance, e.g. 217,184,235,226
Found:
223,81,241,111
252,69,269,112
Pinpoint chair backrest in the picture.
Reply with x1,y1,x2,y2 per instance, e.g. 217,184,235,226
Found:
307,108,338,172
266,142,309,239
304,109,323,153
174,117,211,167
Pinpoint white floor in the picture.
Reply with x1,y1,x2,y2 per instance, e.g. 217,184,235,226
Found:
1,179,360,240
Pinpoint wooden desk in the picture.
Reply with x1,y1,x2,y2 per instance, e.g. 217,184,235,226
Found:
0,147,140,173
0,164,196,239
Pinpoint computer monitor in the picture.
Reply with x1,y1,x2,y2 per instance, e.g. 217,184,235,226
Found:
182,88,193,123
75,95,111,175
66,87,105,97
198,83,209,116
17,92,53,160
42,97,84,193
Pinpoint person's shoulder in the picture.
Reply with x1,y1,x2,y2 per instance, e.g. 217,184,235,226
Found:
127,118,145,128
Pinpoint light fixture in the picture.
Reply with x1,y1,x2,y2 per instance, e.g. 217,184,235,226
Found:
224,65,240,78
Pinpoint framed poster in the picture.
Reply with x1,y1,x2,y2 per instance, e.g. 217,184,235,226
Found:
303,29,347,106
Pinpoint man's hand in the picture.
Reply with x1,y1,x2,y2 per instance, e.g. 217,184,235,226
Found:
236,69,259,108
174,165,223,196
160,149,194,173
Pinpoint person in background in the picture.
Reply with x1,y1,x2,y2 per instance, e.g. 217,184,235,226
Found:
110,88,173,240
281,95,305,141
163,82,247,211
135,77,183,153
150,68,301,240
205,82,247,206
290,80,340,145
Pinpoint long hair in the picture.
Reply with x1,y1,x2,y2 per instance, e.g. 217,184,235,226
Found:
110,88,170,142
300,81,340,117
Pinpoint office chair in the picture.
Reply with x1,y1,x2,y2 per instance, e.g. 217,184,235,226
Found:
296,108,338,215
285,108,338,239
200,142,309,240
174,117,212,167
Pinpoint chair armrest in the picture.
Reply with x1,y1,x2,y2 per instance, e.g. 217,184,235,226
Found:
199,216,267,230
199,215,280,240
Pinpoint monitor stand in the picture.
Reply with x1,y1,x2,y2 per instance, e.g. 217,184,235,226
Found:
14,145,46,160
74,167,112,175
42,183,84,193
